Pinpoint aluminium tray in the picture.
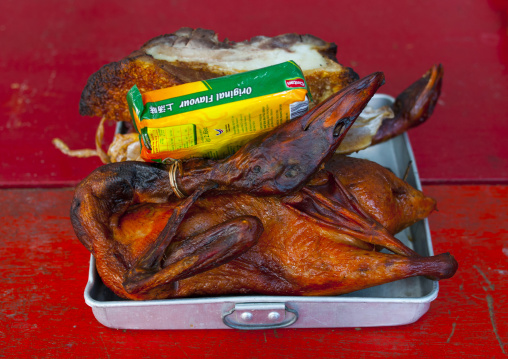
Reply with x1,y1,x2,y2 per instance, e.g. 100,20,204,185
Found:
84,94,438,330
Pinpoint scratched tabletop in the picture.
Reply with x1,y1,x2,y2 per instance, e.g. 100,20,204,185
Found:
0,0,507,358
1,186,506,358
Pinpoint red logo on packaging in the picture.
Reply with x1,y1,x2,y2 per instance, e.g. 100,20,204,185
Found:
285,78,306,88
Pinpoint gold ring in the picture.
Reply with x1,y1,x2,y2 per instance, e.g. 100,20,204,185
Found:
165,158,186,199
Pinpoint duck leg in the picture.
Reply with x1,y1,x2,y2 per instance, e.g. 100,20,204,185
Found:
298,247,458,296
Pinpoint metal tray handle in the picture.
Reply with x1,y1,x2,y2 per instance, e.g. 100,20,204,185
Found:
222,303,298,330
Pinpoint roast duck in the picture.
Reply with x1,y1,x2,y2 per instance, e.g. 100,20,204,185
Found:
71,28,457,300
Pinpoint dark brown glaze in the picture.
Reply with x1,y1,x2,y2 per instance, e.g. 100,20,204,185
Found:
202,72,386,196
71,74,457,300
79,28,359,122
371,64,444,145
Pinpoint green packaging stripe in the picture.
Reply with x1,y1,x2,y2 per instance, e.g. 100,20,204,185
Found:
126,84,144,133
129,61,310,122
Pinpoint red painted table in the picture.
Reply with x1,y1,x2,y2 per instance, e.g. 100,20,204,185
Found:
0,0,507,357
1,186,506,357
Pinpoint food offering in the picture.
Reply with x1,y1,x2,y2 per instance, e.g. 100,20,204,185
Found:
70,28,456,329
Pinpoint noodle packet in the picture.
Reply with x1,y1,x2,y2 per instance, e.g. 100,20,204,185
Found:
127,61,311,162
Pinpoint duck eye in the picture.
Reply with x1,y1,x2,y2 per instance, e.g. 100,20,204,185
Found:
284,164,300,178
252,165,261,173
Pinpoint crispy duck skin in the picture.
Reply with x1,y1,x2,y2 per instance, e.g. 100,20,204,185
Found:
79,28,359,122
90,155,441,299
71,74,457,300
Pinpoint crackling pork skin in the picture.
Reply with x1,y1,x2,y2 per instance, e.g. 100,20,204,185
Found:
79,27,359,123
71,73,457,300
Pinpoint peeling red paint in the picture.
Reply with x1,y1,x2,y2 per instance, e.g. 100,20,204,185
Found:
0,186,506,357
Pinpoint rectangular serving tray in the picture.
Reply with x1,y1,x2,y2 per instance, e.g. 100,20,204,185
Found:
84,94,438,330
